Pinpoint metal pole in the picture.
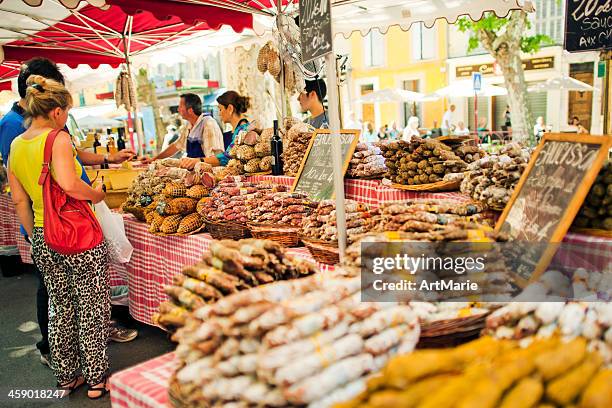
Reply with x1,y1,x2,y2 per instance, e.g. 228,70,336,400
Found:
602,52,611,134
123,34,145,156
474,91,478,140
326,21,347,259
277,0,286,121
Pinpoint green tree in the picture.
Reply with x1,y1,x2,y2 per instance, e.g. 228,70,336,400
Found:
457,10,552,143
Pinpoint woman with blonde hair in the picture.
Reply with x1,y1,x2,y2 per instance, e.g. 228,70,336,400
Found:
7,75,110,399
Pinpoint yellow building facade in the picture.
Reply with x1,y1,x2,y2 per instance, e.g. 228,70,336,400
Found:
347,22,448,130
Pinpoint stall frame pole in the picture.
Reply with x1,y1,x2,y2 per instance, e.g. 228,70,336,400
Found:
122,16,145,156
326,7,347,259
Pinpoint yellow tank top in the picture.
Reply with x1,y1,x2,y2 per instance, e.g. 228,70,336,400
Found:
9,129,83,227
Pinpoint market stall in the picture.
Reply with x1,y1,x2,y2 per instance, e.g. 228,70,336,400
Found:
2,2,612,408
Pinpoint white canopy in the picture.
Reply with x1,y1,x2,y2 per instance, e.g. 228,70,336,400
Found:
528,75,597,93
429,79,508,98
356,88,424,103
76,115,123,129
327,0,527,37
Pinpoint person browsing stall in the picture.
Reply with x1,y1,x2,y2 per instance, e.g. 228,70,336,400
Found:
181,91,250,169
8,75,111,399
0,58,137,369
298,79,328,129
148,93,223,165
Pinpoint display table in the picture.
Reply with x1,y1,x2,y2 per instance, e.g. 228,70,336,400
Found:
110,352,176,408
120,215,333,325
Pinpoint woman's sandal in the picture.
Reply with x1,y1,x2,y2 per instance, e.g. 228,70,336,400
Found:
87,377,110,400
57,376,85,397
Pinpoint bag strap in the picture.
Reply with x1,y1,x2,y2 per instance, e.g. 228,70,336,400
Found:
38,129,63,186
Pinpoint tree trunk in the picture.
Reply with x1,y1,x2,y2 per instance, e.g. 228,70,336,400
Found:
476,10,533,144
498,49,533,143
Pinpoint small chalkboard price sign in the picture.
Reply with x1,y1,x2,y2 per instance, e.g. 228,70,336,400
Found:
292,129,360,201
496,133,611,282
299,0,333,63
564,0,612,52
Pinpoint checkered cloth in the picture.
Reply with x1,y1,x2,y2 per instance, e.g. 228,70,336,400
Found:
120,215,334,326
0,194,18,255
110,352,177,408
560,232,611,272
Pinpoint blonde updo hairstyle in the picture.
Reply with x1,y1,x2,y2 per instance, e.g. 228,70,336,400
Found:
24,75,73,122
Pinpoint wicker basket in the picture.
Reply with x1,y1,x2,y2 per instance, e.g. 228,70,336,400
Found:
122,205,147,222
204,219,251,240
300,236,339,265
168,374,193,408
391,179,461,192
570,227,612,238
417,312,490,348
249,223,300,247
151,224,207,237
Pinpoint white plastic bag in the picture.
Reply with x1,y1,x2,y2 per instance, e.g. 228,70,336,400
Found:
94,202,133,264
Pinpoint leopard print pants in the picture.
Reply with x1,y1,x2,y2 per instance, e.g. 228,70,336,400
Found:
31,228,110,386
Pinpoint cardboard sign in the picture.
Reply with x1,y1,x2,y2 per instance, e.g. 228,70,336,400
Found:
565,0,612,52
292,129,360,201
496,133,611,281
299,0,333,63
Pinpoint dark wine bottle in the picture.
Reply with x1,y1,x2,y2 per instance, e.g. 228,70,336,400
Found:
271,119,283,176
117,129,126,151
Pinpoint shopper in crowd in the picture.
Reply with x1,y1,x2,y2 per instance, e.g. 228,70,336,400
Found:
533,116,546,140
0,58,137,368
454,121,471,136
504,105,512,127
161,124,179,151
441,104,455,136
477,117,489,141
298,79,329,129
360,121,377,143
402,116,420,141
8,75,110,399
179,90,250,169
388,122,400,139
571,116,589,134
147,93,224,167
378,124,389,140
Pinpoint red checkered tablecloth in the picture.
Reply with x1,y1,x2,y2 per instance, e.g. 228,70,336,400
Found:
120,215,334,326
110,352,176,408
0,194,18,253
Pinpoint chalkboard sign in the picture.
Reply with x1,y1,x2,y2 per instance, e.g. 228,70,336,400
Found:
299,0,333,63
565,0,612,52
292,129,360,201
496,134,611,281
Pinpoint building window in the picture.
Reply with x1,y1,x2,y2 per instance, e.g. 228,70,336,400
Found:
360,84,375,125
402,79,421,127
364,30,384,67
412,23,436,61
533,0,564,44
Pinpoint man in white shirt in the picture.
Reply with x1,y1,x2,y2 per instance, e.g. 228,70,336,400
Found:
149,93,223,166
454,121,470,136
441,104,456,136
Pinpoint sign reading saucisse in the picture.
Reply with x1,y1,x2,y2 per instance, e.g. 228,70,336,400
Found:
299,0,333,63
292,129,360,201
496,133,611,281
564,0,612,52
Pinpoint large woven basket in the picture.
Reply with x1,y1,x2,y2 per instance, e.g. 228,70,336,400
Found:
122,205,147,222
204,219,251,240
418,312,490,349
391,179,461,192
249,223,300,247
300,236,339,265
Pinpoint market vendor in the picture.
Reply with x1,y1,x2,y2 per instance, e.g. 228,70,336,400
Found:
298,79,329,129
147,93,224,165
180,91,250,170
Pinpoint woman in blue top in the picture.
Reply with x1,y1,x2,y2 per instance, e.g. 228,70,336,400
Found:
180,91,250,169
